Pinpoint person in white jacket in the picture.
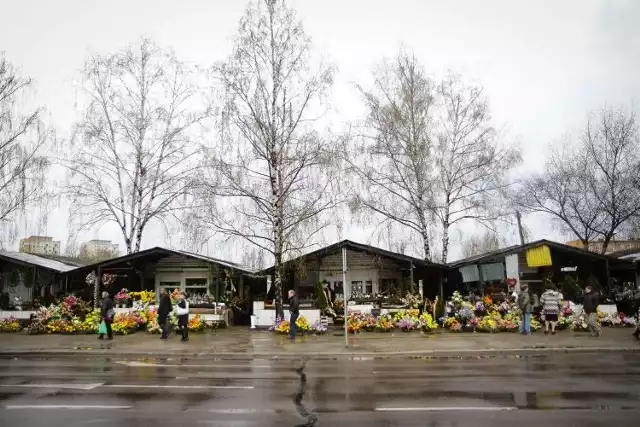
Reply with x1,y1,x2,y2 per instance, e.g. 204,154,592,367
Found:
175,292,190,342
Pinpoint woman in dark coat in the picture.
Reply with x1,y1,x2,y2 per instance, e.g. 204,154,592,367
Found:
157,289,172,339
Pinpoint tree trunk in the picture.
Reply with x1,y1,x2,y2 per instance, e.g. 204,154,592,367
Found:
441,222,450,264
441,196,451,263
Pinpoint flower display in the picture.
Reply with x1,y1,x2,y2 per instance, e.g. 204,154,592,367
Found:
0,317,21,333
347,313,363,333
311,320,328,334
397,316,418,332
271,316,313,335
375,315,395,332
130,291,156,304
361,315,377,332
188,314,205,332
114,288,131,304
449,319,462,332
418,312,438,332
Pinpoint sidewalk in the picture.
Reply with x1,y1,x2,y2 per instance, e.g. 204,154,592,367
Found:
0,328,637,358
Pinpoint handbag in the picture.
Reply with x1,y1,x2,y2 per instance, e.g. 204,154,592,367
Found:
107,308,115,319
98,321,108,335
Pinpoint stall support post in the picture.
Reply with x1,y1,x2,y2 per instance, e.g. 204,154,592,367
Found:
342,247,348,348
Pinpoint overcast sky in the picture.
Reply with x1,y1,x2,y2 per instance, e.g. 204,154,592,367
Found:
1,0,639,262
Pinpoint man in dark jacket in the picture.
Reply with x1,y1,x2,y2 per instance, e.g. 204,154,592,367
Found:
157,289,172,339
517,284,533,335
99,291,114,340
288,289,299,341
583,286,601,337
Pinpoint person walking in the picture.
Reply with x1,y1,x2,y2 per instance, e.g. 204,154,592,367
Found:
540,285,563,335
176,292,189,342
288,289,300,341
518,284,533,335
157,289,172,339
98,291,114,340
583,286,601,337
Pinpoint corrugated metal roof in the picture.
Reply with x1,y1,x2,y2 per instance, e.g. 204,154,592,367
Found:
173,249,258,274
0,251,78,272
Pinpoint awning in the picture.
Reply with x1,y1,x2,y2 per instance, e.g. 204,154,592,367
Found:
459,265,480,283
480,263,505,281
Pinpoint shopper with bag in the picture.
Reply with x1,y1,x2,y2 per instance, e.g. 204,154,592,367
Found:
98,291,114,340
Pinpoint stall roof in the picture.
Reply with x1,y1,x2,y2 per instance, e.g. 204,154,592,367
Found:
448,239,628,268
0,251,80,273
69,246,258,275
259,239,449,274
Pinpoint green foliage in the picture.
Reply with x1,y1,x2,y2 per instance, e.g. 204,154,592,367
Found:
315,282,329,310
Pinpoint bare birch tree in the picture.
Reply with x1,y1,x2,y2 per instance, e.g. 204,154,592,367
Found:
0,53,49,245
461,230,505,258
344,50,437,261
63,39,209,254
190,0,339,316
516,107,640,253
434,73,521,262
346,52,519,262
585,108,640,252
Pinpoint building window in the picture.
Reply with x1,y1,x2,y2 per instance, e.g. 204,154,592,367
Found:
351,281,363,298
380,279,398,296
365,280,373,295
185,278,208,298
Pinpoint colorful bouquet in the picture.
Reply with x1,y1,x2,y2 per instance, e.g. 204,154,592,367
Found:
114,288,130,305
397,316,418,332
312,319,328,334
418,312,438,332
130,291,156,305
0,317,21,333
188,314,205,332
375,315,395,332
347,313,363,333
449,319,462,332
361,315,377,332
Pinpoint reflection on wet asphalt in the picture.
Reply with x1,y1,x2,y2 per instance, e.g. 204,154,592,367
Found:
0,352,638,426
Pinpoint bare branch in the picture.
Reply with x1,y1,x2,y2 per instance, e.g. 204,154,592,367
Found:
186,0,341,316
0,53,50,247
61,39,210,254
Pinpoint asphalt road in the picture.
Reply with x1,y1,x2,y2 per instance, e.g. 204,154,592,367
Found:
0,351,638,426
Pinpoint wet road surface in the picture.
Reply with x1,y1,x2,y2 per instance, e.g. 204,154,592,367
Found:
0,352,638,426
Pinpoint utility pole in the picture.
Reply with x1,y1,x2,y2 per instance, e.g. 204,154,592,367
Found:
516,211,526,245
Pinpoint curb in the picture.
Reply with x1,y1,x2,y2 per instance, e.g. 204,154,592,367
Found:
0,346,638,359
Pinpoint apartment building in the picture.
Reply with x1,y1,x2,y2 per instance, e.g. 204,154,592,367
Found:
19,236,61,255
80,239,119,259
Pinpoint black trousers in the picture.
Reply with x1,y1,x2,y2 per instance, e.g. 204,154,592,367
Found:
159,316,170,338
178,315,188,340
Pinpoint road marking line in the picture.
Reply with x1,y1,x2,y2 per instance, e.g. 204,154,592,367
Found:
102,384,254,389
375,406,518,412
0,383,104,390
208,408,276,414
116,361,272,368
5,405,131,410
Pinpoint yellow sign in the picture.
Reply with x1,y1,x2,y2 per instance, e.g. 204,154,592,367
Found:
526,245,552,267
